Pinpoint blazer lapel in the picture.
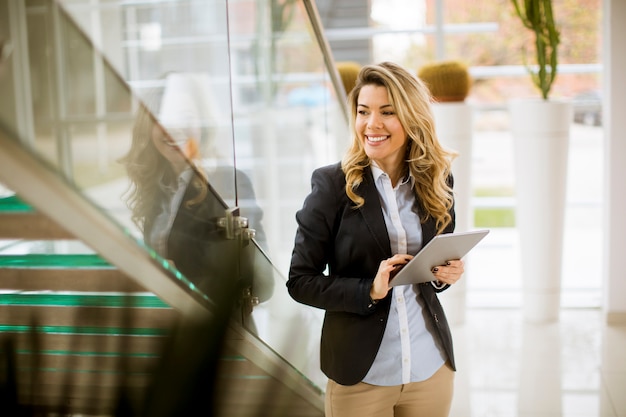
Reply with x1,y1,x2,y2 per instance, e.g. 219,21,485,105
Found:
356,167,392,257
420,213,437,245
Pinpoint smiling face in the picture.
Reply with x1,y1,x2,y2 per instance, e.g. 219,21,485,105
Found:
355,84,408,179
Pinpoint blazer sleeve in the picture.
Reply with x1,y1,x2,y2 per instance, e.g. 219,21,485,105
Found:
287,165,375,315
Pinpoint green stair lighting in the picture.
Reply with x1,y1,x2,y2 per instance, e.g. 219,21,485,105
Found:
0,254,114,269
0,293,169,308
0,194,33,212
0,324,168,337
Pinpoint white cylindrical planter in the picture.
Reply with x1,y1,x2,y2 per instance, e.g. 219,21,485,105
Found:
432,102,473,325
509,99,571,323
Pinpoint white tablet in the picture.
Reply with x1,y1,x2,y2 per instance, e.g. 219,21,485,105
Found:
389,229,490,287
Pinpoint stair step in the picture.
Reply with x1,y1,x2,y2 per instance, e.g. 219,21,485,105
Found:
1,305,175,329
0,268,147,292
0,194,33,212
0,293,169,308
0,195,75,239
0,212,75,239
4,332,170,356
11,349,160,373
0,254,113,268
15,382,149,414
0,324,169,337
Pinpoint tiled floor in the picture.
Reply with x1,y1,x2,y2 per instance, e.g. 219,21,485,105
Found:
449,308,626,417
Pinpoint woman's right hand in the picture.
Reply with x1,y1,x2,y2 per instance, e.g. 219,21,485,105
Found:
370,254,413,301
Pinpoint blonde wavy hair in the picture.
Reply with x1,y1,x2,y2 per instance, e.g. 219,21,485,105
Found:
120,101,207,232
341,61,457,234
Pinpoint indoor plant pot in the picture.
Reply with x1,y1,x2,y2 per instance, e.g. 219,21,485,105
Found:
509,98,571,323
509,0,569,323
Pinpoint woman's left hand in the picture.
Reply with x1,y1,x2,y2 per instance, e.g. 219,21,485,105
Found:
431,259,464,285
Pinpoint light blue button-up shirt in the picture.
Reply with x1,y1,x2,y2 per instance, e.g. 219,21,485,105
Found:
362,164,446,386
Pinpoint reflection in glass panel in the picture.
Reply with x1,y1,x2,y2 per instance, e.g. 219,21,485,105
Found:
121,100,245,300
228,0,349,272
0,0,245,300
59,0,238,196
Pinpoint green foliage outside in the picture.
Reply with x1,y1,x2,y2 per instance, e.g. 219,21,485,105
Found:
402,0,601,102
511,0,561,99
473,187,516,228
474,208,516,228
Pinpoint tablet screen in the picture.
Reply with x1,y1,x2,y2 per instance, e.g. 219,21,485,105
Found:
389,229,490,287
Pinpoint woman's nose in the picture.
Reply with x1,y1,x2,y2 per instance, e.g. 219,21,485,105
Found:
368,115,383,129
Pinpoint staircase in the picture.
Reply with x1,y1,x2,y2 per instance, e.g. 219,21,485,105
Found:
0,194,324,416
314,0,372,63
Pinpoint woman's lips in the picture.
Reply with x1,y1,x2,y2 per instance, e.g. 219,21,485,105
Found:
366,135,389,143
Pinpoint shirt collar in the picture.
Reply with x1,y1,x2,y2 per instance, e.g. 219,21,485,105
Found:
371,162,385,182
370,161,414,187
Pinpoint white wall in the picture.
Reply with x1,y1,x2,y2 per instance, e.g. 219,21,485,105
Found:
602,0,626,324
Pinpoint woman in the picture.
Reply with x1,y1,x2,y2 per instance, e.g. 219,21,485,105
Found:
287,62,464,417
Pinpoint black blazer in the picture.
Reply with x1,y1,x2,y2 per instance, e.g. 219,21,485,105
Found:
287,162,456,386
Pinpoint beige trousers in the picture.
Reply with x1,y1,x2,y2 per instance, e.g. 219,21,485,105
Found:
324,362,454,417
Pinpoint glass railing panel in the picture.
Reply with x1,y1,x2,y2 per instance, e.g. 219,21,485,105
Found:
55,0,239,208
227,0,349,389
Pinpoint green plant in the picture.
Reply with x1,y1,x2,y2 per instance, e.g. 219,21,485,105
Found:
417,60,472,102
511,0,561,100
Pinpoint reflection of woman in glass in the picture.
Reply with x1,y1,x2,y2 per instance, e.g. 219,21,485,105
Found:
121,101,272,303
122,102,213,287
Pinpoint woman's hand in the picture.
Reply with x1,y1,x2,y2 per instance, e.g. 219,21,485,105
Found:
431,259,465,285
370,254,413,301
